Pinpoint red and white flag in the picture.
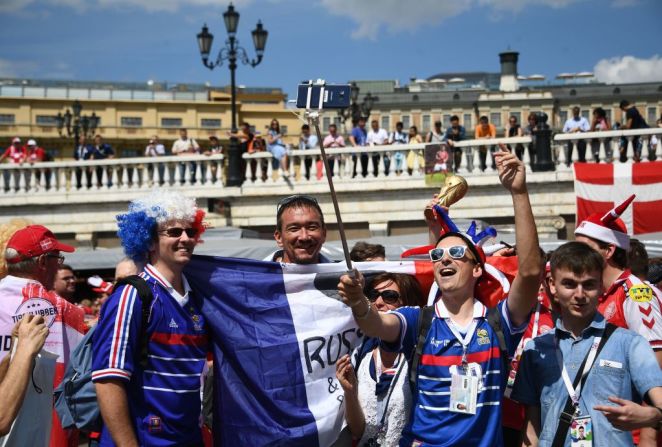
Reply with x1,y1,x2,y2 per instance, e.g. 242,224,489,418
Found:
574,161,662,235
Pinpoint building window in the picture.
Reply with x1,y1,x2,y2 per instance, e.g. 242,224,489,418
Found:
161,117,182,128
121,116,143,127
581,110,589,120
0,114,15,125
604,109,612,123
201,118,221,128
401,115,410,129
463,113,472,129
490,112,501,128
322,116,330,132
281,125,288,135
559,111,568,126
381,115,390,131
443,114,451,128
648,107,658,124
36,115,57,126
422,115,431,132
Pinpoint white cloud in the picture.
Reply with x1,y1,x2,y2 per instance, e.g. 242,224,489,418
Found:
2,0,253,14
594,55,662,84
0,0,35,13
320,0,584,40
0,58,40,78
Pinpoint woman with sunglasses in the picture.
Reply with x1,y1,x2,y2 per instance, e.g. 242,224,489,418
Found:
336,273,424,447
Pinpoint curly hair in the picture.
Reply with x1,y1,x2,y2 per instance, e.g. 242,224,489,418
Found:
116,189,206,263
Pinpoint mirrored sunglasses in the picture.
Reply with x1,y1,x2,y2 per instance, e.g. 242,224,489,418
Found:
366,288,401,304
429,245,468,262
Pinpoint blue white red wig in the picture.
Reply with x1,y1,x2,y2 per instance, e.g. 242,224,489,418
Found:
116,189,206,262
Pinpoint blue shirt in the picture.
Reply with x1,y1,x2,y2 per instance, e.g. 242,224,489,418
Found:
351,126,367,147
93,143,114,159
91,265,208,447
386,299,526,447
511,312,662,447
443,126,466,142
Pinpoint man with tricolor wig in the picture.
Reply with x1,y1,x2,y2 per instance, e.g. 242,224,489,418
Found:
575,194,662,362
91,189,208,447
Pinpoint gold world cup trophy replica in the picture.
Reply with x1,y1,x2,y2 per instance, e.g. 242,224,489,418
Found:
424,174,469,220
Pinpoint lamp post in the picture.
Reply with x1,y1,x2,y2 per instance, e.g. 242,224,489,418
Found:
337,82,377,131
55,100,99,155
197,3,268,186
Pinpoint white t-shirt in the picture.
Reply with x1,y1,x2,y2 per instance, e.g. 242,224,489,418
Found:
145,143,166,156
171,138,200,154
367,128,389,146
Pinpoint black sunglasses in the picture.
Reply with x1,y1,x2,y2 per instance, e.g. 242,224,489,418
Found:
276,195,319,214
366,289,401,304
159,227,198,238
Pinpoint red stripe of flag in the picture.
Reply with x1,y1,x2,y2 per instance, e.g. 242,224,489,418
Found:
150,332,208,346
573,162,614,185
632,161,662,185
633,201,662,234
576,196,614,228
421,347,500,366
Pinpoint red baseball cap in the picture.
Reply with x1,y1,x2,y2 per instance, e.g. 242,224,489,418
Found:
6,225,75,263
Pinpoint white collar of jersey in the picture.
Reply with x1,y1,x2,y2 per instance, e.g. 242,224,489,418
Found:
434,297,487,320
144,263,191,307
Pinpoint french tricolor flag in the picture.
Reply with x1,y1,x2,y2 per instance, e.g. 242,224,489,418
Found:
185,255,432,447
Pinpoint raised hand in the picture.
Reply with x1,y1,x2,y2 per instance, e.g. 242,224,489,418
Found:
338,270,366,307
15,314,49,357
495,147,526,194
335,354,358,395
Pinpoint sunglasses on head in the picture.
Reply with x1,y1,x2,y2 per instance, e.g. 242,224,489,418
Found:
429,245,471,262
366,288,401,304
276,194,319,214
160,227,198,238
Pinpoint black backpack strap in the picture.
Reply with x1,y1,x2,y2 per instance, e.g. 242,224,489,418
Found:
113,275,154,368
409,305,435,392
486,306,510,376
551,323,618,447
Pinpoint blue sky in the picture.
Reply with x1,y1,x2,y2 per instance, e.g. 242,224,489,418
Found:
1,0,661,98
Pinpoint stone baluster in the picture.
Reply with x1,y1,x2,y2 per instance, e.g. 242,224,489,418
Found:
121,165,130,190
39,167,47,191
194,161,202,186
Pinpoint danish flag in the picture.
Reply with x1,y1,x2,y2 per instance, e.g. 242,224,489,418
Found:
573,161,662,235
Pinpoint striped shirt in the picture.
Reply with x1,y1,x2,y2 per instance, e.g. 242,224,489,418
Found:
91,264,208,446
387,299,525,447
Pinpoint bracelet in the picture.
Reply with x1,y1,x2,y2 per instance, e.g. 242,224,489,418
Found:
353,299,371,320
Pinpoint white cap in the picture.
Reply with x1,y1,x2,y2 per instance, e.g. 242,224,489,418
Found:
27,139,36,146
12,137,20,143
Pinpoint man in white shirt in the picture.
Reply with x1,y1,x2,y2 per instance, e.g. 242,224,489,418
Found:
366,119,390,176
562,106,590,165
171,128,200,183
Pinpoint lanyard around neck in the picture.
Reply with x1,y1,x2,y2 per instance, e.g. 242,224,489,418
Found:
554,332,602,407
446,318,479,368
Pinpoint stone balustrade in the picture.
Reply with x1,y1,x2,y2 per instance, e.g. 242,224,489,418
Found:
553,128,661,165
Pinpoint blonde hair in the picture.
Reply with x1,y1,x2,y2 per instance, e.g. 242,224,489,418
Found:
0,218,33,279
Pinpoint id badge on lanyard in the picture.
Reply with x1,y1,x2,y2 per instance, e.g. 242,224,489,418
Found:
447,318,481,415
556,335,601,446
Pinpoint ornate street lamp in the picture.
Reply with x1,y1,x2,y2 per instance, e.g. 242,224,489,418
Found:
197,3,268,186
55,100,99,154
337,82,378,128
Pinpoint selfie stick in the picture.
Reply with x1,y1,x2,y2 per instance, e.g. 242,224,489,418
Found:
304,80,353,271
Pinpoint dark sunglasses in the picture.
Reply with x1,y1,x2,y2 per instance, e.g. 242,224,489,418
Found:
366,289,401,304
276,195,319,214
159,227,198,238
429,245,470,262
